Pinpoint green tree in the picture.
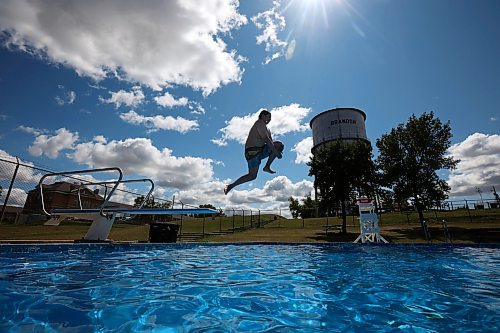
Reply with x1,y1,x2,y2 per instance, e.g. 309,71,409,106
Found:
299,195,317,219
376,112,458,235
288,197,301,219
308,139,376,233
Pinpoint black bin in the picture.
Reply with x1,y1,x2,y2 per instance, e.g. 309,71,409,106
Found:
149,222,180,243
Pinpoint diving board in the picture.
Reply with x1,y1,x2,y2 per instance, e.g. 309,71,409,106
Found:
39,167,217,241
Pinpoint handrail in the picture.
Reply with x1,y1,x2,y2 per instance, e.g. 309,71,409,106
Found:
110,178,154,219
38,167,123,217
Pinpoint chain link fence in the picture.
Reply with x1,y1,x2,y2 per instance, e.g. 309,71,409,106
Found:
0,154,172,224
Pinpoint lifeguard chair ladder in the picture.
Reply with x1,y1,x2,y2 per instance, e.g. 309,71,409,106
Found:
354,198,388,243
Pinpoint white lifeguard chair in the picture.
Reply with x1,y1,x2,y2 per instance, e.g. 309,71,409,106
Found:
354,198,388,243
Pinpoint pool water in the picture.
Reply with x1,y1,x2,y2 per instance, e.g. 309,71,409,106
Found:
0,243,499,332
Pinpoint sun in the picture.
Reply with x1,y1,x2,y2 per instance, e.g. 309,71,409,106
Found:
283,0,347,30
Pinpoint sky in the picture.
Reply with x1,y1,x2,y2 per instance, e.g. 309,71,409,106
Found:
0,0,499,211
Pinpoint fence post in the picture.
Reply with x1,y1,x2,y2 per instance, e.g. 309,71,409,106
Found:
242,209,245,230
179,202,184,237
250,210,253,228
0,157,20,224
258,210,261,228
232,209,235,233
219,214,222,233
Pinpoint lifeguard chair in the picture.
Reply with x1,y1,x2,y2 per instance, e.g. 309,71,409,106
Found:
354,198,388,243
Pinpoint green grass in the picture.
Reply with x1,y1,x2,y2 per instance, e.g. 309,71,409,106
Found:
0,210,498,243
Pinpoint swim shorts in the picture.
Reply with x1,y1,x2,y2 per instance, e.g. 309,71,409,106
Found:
245,145,271,170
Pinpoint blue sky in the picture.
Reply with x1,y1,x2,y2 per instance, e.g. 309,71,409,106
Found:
0,0,499,210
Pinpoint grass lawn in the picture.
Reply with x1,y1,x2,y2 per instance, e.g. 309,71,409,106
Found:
0,209,498,244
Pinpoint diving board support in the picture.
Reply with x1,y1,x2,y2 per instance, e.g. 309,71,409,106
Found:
354,198,388,244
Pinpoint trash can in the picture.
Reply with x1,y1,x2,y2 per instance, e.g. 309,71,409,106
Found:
149,222,180,243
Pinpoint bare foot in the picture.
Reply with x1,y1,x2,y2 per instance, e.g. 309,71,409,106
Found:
224,185,230,195
263,167,276,174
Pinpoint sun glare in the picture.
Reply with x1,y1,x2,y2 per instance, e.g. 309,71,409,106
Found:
283,0,347,30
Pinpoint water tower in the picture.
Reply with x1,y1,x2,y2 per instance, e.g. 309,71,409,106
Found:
309,107,369,153
309,107,370,206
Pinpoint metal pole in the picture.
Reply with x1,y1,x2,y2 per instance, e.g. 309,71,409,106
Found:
1,157,20,224
242,209,245,230
258,210,261,228
179,202,184,236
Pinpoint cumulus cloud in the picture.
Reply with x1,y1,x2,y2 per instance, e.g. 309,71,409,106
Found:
0,0,247,94
28,128,79,159
225,176,314,205
68,137,214,190
252,0,289,64
292,137,313,164
447,133,500,196
120,111,198,134
100,87,145,108
154,92,189,108
173,175,314,210
213,103,311,146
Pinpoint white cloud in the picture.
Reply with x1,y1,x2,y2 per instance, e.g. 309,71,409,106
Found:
173,175,314,210
120,111,198,134
447,133,500,196
154,92,189,108
224,176,314,205
292,137,313,164
188,102,206,115
28,128,79,159
100,87,145,108
213,103,311,146
251,0,288,64
0,0,247,95
55,86,76,106
18,125,44,136
68,137,214,190
491,117,497,122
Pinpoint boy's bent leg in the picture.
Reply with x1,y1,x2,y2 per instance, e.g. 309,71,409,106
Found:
263,141,284,173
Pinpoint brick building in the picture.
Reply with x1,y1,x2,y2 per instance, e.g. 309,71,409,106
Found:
23,181,106,214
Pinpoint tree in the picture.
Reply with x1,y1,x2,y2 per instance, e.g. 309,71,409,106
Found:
288,196,317,219
133,195,171,222
299,195,316,219
308,139,376,233
376,112,458,235
288,197,301,219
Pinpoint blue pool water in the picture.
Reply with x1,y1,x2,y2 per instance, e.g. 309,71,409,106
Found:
0,244,499,332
